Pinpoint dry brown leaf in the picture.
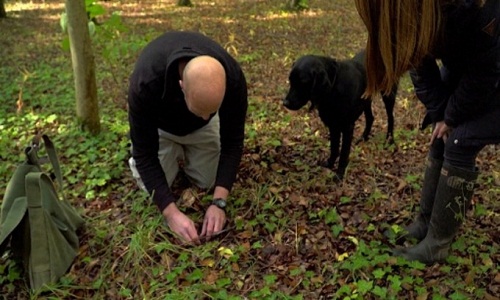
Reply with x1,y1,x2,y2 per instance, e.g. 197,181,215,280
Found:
231,263,240,272
484,292,500,300
270,163,281,171
464,269,475,285
315,231,325,239
180,188,197,207
204,270,218,284
200,258,215,268
289,193,300,202
396,179,408,193
241,241,251,251
269,186,280,194
311,276,324,284
161,252,175,270
416,292,429,300
237,230,253,239
299,198,309,207
341,212,350,219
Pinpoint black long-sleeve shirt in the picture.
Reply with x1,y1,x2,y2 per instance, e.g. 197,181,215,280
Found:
128,31,248,212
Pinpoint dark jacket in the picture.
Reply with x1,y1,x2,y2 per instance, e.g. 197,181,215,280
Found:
128,31,248,212
410,0,499,146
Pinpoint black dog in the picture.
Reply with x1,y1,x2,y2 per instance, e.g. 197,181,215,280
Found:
283,51,398,180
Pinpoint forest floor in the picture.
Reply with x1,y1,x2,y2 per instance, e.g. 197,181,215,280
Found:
0,0,499,299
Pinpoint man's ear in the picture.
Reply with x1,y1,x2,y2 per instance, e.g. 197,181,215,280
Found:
179,80,184,90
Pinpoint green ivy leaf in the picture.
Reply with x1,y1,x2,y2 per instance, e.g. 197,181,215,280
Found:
356,280,373,294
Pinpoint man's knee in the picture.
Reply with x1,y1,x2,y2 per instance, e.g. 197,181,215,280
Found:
184,157,218,189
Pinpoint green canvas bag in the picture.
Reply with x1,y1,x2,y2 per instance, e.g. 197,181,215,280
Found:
0,134,84,290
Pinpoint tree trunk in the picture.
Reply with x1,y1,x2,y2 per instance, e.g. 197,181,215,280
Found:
65,0,101,134
178,0,193,7
0,0,7,18
288,0,308,10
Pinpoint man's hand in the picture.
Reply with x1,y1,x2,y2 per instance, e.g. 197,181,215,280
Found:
430,121,451,144
200,205,226,239
162,203,199,243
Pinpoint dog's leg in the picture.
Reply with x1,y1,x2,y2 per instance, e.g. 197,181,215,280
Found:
360,100,374,143
382,83,398,144
337,124,355,180
321,126,340,169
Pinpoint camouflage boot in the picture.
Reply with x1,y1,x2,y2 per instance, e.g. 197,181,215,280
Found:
393,164,478,264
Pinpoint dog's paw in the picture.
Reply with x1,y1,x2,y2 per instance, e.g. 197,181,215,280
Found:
355,136,367,145
332,173,344,183
385,135,395,145
334,169,346,181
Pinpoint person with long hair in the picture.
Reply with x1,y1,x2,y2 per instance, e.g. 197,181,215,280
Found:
354,0,499,264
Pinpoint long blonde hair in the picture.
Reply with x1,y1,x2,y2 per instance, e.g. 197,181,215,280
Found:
354,0,443,97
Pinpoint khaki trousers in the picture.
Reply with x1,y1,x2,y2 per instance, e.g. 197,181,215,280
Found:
129,114,220,191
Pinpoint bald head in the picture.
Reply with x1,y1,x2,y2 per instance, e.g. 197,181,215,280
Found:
180,55,226,120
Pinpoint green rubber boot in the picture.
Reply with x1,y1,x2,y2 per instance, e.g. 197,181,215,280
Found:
393,164,478,264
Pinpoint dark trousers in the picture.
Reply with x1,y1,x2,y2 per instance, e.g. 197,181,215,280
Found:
429,129,485,171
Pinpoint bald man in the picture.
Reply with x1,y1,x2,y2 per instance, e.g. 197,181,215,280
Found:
128,31,248,242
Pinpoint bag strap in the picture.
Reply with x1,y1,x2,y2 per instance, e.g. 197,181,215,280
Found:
26,134,65,199
24,172,51,289
25,173,45,208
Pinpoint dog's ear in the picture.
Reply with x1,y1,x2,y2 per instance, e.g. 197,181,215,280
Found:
311,66,333,96
326,60,339,87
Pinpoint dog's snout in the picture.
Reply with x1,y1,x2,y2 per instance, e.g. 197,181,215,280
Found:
283,98,291,107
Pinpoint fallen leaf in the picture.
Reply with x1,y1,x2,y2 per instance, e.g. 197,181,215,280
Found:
464,269,475,285
494,272,500,284
416,292,429,300
315,231,325,239
270,163,281,171
180,188,196,207
204,270,218,284
269,186,280,194
231,263,240,272
218,246,234,259
161,253,174,270
337,252,349,261
237,230,253,239
396,179,408,193
200,258,215,268
484,292,500,300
